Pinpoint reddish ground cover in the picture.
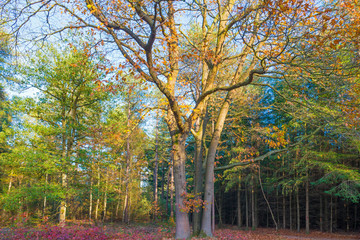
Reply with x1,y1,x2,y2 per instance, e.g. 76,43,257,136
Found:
0,225,359,239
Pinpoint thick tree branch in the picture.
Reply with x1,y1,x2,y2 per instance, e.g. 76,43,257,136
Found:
196,68,265,105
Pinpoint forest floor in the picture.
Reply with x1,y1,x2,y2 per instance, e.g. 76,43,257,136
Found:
0,223,359,239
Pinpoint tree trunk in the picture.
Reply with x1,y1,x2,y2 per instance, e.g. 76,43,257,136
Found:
193,124,204,234
346,202,350,232
103,173,108,222
43,173,48,218
192,109,208,234
153,116,159,219
237,183,242,228
201,93,232,237
7,171,13,195
95,169,100,221
166,164,171,214
59,173,67,226
282,157,286,229
297,187,300,232
283,194,286,229
246,187,249,229
217,189,223,226
354,204,357,231
89,176,93,221
330,196,333,233
290,193,292,230
306,179,309,234
320,194,323,231
172,134,190,239
276,189,280,229
170,164,174,219
251,179,256,230
324,196,328,231
123,99,131,224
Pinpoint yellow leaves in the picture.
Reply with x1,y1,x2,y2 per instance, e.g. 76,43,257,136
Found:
265,125,288,149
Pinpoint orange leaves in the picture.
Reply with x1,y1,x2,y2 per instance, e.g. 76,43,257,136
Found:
179,192,204,213
265,125,288,149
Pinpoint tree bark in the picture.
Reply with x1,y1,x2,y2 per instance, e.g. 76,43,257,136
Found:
170,164,174,219
320,194,323,231
172,134,190,239
59,172,67,226
43,173,48,218
89,176,93,221
283,194,286,229
192,111,207,234
103,172,108,222
289,193,292,230
297,187,300,232
153,115,159,219
123,97,131,224
306,179,309,234
251,179,256,230
330,196,333,233
201,93,233,236
237,183,242,228
95,168,100,221
246,187,249,229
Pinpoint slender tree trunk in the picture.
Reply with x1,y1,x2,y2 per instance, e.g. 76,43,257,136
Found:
7,171,13,195
276,189,280,228
306,179,309,234
193,125,204,234
346,202,350,232
217,189,223,226
59,172,67,226
43,173,48,218
161,159,165,203
246,187,249,230
320,194,323,231
334,197,337,231
251,179,256,230
166,164,171,214
115,199,120,220
123,171,130,223
170,164,174,219
153,116,159,219
324,196,328,231
283,194,286,229
330,196,333,233
103,173,108,222
89,176,93,221
123,98,131,224
297,187,300,232
354,204,357,231
95,169,100,221
237,183,242,228
282,157,286,229
289,192,292,230
201,93,232,236
259,167,277,230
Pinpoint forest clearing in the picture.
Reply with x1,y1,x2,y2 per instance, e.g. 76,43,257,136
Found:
0,0,360,239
